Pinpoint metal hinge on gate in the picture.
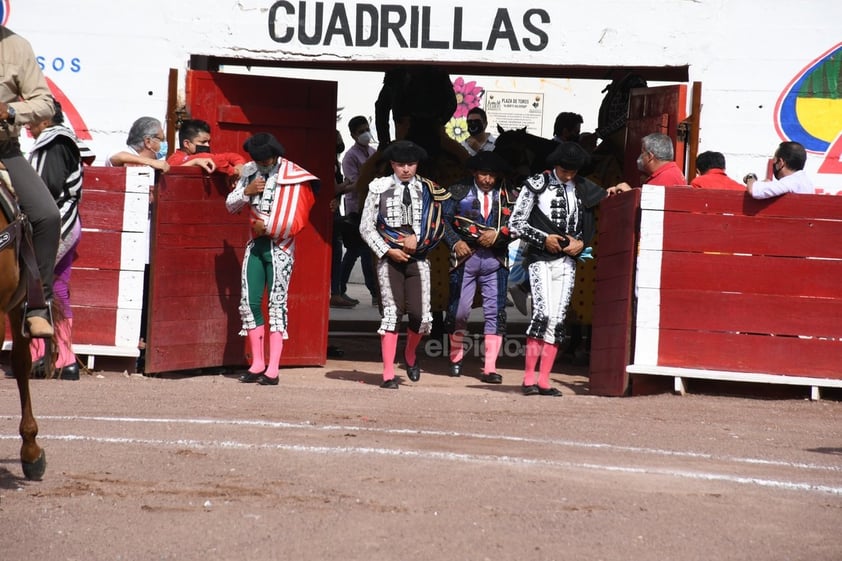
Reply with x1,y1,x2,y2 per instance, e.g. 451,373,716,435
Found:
677,121,691,143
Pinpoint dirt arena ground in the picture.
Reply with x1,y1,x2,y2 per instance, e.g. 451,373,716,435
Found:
1,335,841,561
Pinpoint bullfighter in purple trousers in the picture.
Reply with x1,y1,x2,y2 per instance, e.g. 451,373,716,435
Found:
442,151,517,383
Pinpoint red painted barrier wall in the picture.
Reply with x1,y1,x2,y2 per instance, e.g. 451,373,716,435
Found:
4,166,330,373
610,185,842,396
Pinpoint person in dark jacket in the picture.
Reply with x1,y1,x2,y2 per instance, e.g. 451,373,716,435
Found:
442,151,516,383
509,142,617,396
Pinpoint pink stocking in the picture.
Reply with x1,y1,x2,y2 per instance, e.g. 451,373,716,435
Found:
449,333,464,364
56,318,75,369
404,329,423,366
247,327,265,374
524,337,543,386
381,332,399,380
264,331,284,379
538,343,559,389
30,337,45,363
483,334,502,374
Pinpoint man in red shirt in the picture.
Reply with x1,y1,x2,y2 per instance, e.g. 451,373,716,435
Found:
690,151,745,191
609,132,687,193
167,119,245,180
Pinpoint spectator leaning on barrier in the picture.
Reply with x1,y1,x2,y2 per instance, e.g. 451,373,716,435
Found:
690,151,746,191
743,141,815,198
609,132,687,193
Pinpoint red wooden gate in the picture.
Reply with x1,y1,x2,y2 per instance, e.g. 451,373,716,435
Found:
624,85,688,187
143,71,337,373
589,85,689,396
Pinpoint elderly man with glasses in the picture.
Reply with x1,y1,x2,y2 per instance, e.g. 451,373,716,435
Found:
107,116,171,173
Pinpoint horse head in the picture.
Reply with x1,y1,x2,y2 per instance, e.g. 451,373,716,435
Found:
494,126,556,182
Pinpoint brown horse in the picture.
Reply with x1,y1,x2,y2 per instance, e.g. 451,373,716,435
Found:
0,168,47,480
493,125,558,184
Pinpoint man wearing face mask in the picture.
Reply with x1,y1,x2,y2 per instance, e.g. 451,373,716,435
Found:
167,118,245,179
226,133,320,386
609,132,687,193
107,116,170,372
107,116,171,173
744,141,815,198
337,116,379,306
461,107,496,156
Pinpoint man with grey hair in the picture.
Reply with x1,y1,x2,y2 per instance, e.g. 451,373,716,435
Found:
610,132,687,192
107,116,171,173
106,115,170,373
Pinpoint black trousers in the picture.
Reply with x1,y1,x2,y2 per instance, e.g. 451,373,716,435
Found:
1,139,61,309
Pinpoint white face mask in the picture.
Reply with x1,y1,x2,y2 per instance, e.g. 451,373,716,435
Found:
358,131,373,146
257,164,275,177
636,153,646,172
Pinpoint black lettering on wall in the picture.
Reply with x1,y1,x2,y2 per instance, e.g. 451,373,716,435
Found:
486,8,519,51
409,5,419,49
522,9,549,51
298,1,324,45
324,3,353,45
355,4,379,47
380,5,408,48
265,2,552,52
420,6,448,49
452,7,482,51
268,0,294,43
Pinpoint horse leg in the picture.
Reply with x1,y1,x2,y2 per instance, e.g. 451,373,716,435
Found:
10,308,46,480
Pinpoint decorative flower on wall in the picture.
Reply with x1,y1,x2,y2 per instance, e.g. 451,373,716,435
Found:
447,76,485,142
453,77,484,118
446,117,469,142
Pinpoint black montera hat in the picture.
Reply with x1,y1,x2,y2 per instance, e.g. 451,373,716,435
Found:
466,151,512,173
546,141,590,170
382,140,427,163
243,133,286,161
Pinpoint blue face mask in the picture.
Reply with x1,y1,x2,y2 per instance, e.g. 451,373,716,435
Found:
155,141,168,160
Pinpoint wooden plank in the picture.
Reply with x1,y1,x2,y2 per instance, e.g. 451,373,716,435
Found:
152,246,245,274
655,329,842,378
661,211,842,259
658,185,842,220
150,319,238,346
653,251,842,299
656,289,842,339
153,223,250,249
145,342,243,373
590,188,640,396
218,105,327,128
78,190,132,231
590,321,632,353
145,294,242,322
72,231,124,270
71,308,120,345
626,364,842,389
71,270,121,308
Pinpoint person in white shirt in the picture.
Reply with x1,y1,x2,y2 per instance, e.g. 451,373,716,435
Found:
744,141,815,198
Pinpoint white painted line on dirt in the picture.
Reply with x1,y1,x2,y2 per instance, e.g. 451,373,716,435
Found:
13,414,840,474
8,432,842,496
